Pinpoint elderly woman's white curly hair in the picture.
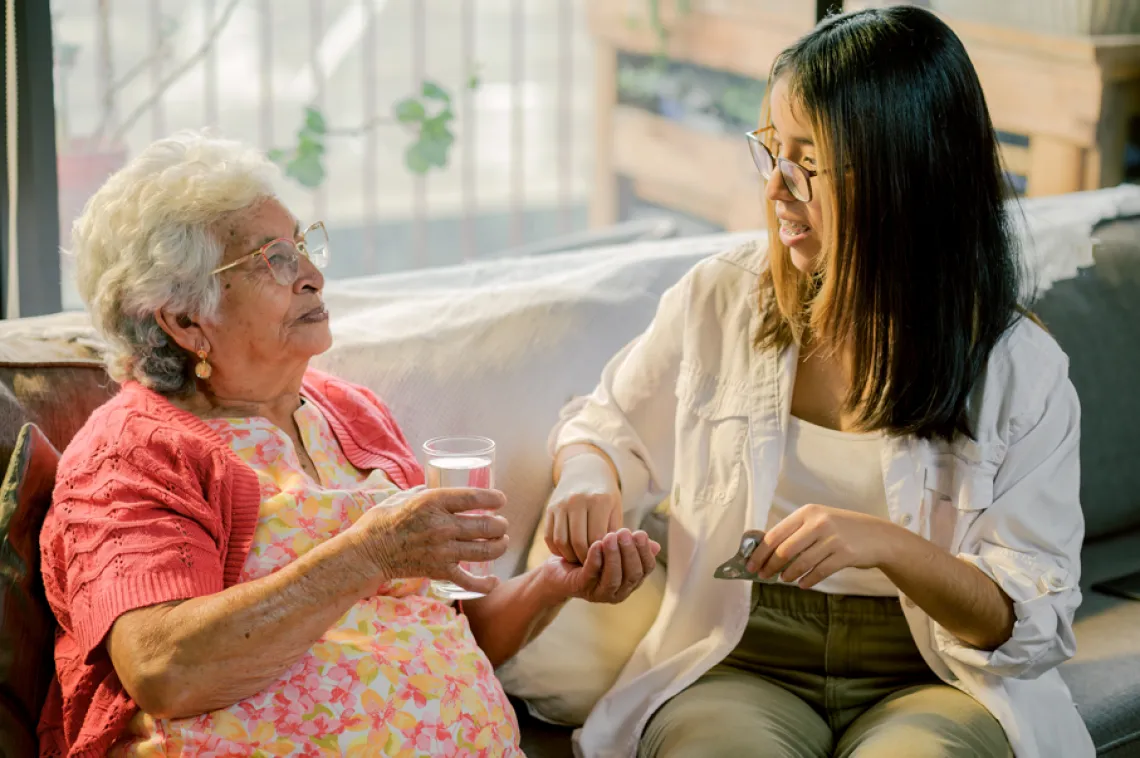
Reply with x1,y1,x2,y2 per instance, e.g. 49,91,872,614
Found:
72,131,281,394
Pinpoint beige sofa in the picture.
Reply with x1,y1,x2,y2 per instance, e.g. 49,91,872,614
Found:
2,187,1139,757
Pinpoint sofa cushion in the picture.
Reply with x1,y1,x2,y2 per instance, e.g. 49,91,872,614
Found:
1060,527,1140,756
1064,596,1140,757
0,321,117,471
1064,596,1140,755
514,697,574,758
0,423,61,757
1034,216,1140,539
0,364,117,464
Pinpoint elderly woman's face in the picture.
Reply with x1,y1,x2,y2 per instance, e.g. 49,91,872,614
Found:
206,198,331,381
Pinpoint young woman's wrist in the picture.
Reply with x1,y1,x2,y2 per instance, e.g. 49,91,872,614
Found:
874,521,932,577
556,448,620,493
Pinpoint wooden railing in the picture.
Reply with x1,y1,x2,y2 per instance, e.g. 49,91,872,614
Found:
587,0,1140,230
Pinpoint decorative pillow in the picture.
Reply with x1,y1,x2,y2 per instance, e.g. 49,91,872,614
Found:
495,500,671,727
0,423,61,756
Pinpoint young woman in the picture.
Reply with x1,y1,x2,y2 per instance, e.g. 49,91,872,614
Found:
544,6,1091,758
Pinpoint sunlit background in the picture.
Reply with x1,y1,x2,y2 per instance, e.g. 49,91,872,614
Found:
52,0,599,309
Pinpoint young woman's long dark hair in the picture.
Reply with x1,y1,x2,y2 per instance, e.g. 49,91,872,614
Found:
757,5,1026,442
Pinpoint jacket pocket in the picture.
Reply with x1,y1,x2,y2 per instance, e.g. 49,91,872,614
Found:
924,439,1006,553
673,364,750,510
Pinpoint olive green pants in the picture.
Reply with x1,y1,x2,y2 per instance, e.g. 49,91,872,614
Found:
640,584,1011,758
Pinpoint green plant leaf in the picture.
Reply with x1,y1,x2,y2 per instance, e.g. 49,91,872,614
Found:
304,106,327,135
404,142,431,175
419,136,449,168
420,113,454,140
466,64,483,90
296,132,326,156
395,98,426,123
57,43,80,68
422,80,451,103
287,151,325,188
266,148,288,163
647,0,670,57
648,0,663,33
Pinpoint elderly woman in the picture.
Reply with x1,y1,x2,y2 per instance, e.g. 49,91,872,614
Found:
38,132,659,758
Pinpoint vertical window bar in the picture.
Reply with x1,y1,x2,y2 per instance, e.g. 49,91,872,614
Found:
204,0,219,128
412,0,427,265
310,0,326,224
461,0,477,261
5,0,61,316
150,0,165,140
258,0,273,150
510,0,525,246
557,0,573,233
362,0,378,264
96,0,116,140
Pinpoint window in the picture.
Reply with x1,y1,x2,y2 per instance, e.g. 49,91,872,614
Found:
51,0,595,310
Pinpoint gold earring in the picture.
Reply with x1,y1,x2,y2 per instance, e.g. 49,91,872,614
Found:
194,349,212,380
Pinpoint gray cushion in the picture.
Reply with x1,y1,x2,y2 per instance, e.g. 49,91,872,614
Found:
1065,593,1140,755
1064,527,1140,755
1033,217,1140,539
514,697,574,757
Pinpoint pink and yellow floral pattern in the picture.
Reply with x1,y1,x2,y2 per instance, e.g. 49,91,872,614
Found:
112,400,520,757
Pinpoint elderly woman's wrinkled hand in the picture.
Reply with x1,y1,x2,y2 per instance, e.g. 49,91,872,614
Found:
347,486,510,595
540,528,660,604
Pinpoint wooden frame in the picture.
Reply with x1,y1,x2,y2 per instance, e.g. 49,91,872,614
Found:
1,0,62,317
589,0,1140,229
588,1,812,228
613,106,764,230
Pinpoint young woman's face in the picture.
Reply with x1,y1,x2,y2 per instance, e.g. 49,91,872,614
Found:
765,77,828,273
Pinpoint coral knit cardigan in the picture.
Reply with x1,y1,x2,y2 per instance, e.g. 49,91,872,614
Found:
37,370,424,758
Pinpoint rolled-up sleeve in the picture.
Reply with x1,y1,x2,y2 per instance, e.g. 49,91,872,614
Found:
549,275,691,520
935,365,1084,679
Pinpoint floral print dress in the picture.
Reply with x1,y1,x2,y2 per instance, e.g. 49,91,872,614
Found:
111,400,520,758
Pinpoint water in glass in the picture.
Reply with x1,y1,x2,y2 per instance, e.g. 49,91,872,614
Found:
423,437,495,601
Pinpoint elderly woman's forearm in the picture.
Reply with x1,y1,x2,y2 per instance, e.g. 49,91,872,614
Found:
464,569,568,668
109,532,383,719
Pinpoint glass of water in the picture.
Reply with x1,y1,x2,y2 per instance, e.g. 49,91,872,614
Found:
423,435,496,601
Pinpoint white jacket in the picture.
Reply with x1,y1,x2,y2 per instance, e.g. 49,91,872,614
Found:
553,241,1093,758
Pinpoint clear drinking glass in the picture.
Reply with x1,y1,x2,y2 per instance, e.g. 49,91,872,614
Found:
422,436,496,601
